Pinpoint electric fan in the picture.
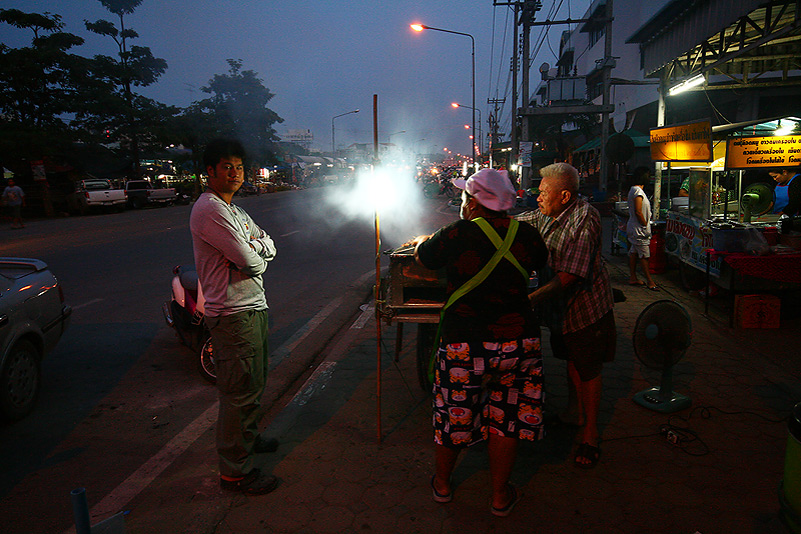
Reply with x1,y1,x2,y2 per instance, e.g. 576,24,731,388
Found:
632,300,693,413
740,182,773,222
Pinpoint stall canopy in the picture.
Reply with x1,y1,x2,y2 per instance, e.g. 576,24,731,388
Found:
627,0,801,85
574,129,650,153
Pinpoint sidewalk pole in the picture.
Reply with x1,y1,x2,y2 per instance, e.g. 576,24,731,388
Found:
373,94,383,443
70,487,91,534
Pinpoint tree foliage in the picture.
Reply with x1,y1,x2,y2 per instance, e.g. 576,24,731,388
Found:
194,59,284,166
84,0,166,173
0,6,286,182
0,9,89,159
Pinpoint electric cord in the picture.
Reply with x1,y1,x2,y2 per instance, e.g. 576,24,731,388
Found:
599,403,789,457
686,404,789,424
658,420,709,456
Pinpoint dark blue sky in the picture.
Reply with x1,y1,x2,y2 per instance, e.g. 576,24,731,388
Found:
1,0,590,154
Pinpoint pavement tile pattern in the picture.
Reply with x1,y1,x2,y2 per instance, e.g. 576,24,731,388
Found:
122,225,801,534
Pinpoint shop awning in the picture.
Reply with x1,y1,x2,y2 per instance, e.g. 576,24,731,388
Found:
573,129,649,153
574,138,601,153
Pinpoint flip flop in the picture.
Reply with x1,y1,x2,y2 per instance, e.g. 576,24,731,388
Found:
430,476,452,503
647,285,660,291
574,442,601,469
627,280,645,286
491,484,521,517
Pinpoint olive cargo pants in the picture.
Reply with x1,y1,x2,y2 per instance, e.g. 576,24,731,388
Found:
206,309,270,478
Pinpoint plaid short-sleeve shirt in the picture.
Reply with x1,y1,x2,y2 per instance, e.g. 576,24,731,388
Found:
516,199,613,334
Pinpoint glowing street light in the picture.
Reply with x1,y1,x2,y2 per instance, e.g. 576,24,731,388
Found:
332,109,359,153
451,102,482,157
411,22,476,165
668,73,705,96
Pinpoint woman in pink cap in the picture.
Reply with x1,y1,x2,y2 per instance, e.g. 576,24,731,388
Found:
412,168,548,516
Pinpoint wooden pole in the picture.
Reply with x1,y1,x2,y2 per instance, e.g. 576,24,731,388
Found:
373,94,383,444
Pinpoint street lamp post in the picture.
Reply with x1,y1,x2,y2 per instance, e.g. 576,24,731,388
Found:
388,130,406,144
451,102,482,160
387,130,406,158
411,23,475,167
332,109,359,154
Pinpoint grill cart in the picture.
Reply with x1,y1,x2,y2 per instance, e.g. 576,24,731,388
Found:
377,245,445,392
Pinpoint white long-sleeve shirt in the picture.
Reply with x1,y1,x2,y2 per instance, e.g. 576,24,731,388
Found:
190,192,276,317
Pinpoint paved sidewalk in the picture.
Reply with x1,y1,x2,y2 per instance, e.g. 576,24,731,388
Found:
115,236,801,533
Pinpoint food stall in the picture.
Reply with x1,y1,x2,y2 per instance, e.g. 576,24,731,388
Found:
659,118,801,325
377,245,445,391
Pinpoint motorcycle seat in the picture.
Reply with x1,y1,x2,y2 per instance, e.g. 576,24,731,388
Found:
178,267,199,292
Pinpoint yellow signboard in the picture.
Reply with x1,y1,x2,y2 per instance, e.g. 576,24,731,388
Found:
650,120,713,162
725,135,801,169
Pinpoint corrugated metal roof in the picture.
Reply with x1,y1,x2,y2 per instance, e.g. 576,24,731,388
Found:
627,0,771,77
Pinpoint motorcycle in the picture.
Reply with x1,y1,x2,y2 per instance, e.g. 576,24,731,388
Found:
162,265,216,383
422,177,456,199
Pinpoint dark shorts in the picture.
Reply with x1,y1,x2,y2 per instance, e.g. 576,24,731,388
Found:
8,205,21,218
432,338,545,448
550,311,616,382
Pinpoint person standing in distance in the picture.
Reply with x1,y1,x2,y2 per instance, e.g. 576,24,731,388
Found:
2,178,26,229
516,162,615,469
626,166,658,291
190,139,280,495
768,168,801,231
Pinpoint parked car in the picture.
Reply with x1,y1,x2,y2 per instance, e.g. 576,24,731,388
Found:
236,181,258,196
124,180,177,209
0,258,71,421
65,179,127,215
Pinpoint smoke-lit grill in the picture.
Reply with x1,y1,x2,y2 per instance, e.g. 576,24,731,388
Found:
379,245,445,325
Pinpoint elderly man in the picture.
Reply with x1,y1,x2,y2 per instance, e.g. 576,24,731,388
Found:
414,168,548,516
516,162,615,469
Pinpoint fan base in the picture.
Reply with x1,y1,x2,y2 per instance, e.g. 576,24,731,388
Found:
633,387,692,413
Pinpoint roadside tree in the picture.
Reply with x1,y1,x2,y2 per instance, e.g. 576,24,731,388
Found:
194,59,284,167
84,0,167,176
0,9,88,160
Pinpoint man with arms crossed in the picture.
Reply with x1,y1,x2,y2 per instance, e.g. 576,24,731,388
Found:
517,162,615,469
190,139,279,494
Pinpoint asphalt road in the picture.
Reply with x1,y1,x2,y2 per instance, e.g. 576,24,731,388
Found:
0,184,458,533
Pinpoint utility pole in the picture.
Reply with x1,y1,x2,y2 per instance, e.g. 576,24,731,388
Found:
511,3,520,183
516,2,616,191
519,1,541,189
487,98,505,168
598,0,614,192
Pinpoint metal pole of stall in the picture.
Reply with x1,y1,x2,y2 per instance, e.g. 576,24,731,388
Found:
373,94,383,444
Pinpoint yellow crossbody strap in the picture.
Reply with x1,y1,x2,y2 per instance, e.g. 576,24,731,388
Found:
428,218,529,381
472,218,529,280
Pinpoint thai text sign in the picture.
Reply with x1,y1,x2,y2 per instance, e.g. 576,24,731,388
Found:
650,120,712,162
725,135,801,169
664,211,721,277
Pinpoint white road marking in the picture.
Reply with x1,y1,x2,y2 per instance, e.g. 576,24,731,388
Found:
279,230,300,237
63,270,377,531
352,304,374,329
271,296,343,361
290,361,337,407
72,298,104,311
62,403,218,533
